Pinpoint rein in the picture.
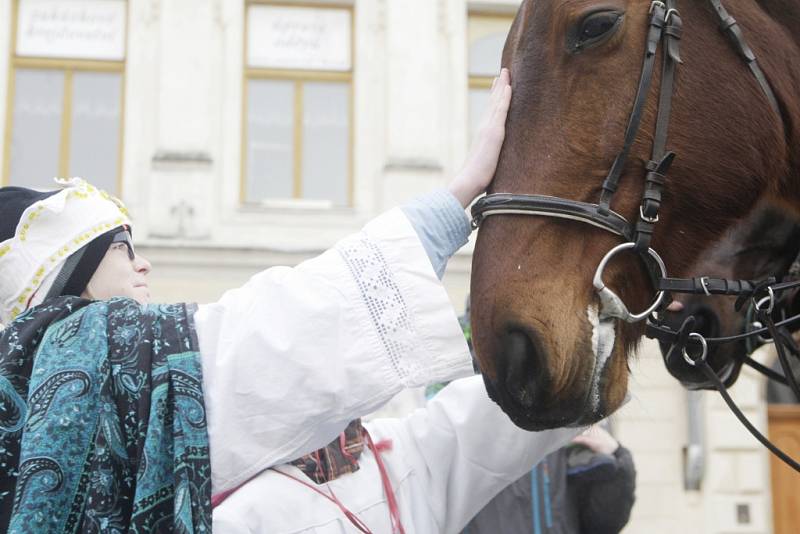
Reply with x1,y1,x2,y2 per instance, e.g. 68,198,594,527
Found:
471,0,800,472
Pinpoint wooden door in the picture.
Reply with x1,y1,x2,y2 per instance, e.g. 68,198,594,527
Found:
768,405,800,534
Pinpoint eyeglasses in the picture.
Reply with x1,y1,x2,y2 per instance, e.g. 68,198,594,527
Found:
111,230,136,260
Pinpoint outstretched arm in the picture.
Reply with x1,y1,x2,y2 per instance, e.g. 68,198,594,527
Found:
195,69,512,497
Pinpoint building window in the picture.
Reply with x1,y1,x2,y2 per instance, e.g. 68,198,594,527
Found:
468,14,514,144
3,0,127,193
243,2,353,208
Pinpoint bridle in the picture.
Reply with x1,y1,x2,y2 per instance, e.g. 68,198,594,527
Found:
744,253,800,354
470,0,800,472
653,245,800,389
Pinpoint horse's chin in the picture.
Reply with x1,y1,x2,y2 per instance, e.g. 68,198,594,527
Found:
479,332,629,431
483,377,614,430
480,373,582,430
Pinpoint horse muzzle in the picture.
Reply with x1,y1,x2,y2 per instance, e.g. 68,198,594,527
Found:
481,328,614,430
658,303,744,389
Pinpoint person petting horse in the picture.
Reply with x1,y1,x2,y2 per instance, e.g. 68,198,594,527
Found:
0,72,517,532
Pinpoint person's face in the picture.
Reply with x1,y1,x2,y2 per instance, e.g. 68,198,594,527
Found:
81,232,152,304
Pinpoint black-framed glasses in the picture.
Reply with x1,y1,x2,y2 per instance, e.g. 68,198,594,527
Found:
111,230,136,260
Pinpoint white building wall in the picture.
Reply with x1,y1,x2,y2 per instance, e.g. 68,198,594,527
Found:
616,341,774,534
0,0,11,165
0,1,778,532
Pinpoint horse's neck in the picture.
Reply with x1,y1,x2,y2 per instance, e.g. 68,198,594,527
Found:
752,0,800,196
755,0,800,43
723,0,800,208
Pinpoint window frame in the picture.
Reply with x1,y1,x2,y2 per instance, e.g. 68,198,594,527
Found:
241,0,355,208
2,0,128,193
467,11,515,90
466,11,514,148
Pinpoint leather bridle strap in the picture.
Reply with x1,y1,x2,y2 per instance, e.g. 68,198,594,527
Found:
657,276,758,296
646,311,800,348
470,194,633,239
653,306,800,473
696,356,800,472
739,353,791,385
708,0,781,116
598,2,670,216
633,0,681,253
759,309,800,400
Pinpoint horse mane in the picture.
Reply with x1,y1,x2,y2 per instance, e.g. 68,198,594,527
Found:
750,0,800,200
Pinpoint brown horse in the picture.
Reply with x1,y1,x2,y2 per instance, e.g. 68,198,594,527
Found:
658,203,800,388
470,0,800,430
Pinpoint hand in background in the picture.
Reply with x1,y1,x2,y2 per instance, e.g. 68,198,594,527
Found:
572,425,620,456
448,68,512,208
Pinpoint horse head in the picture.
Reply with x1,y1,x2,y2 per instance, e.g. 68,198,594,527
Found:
470,0,800,430
658,204,800,389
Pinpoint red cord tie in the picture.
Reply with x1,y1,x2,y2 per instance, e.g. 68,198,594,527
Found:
364,430,406,534
212,429,406,534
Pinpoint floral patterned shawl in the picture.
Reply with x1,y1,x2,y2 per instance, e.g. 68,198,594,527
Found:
0,296,211,533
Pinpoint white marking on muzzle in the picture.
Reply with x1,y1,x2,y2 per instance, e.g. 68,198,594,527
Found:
587,304,616,411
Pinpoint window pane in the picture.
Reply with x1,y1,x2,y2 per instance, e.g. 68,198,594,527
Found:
468,16,514,77
301,82,349,206
9,69,64,188
469,88,490,146
70,71,122,193
246,79,295,202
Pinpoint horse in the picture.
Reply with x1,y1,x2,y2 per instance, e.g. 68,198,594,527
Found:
469,0,800,431
656,203,800,389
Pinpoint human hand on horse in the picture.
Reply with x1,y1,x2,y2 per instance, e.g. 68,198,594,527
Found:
448,68,512,208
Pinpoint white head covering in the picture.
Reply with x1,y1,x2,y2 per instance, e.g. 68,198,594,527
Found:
0,178,132,324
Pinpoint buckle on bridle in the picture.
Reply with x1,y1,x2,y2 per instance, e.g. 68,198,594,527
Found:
699,276,711,296
649,1,666,14
665,8,681,24
639,205,659,224
753,286,775,315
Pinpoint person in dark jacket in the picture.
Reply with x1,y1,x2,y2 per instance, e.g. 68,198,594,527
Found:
462,424,636,534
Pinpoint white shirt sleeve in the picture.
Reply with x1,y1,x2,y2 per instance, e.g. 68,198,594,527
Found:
366,376,582,534
193,208,474,495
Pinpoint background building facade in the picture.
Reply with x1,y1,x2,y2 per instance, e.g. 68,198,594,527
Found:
1,1,792,532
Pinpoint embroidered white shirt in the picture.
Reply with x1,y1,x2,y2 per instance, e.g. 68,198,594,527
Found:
194,208,474,495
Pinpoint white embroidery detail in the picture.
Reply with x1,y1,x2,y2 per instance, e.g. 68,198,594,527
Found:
338,236,423,385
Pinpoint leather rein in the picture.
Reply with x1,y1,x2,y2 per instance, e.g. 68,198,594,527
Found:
470,0,800,472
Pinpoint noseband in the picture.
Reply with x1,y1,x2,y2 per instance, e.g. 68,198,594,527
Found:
471,0,800,472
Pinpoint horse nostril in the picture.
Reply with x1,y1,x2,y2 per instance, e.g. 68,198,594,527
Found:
692,307,720,340
501,330,542,409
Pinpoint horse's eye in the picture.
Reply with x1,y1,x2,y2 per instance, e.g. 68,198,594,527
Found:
576,12,622,46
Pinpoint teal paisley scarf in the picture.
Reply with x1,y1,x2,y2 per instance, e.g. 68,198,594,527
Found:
0,296,211,533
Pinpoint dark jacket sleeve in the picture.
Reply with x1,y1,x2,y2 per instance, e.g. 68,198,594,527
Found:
571,446,636,534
